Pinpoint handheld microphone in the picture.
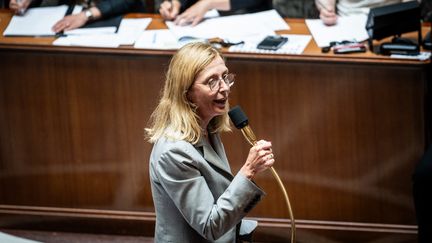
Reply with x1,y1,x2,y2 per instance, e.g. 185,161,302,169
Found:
228,105,296,243
228,106,257,146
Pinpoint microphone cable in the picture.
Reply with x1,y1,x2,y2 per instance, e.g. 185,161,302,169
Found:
229,106,296,243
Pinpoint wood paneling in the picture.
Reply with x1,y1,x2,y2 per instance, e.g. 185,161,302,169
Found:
0,51,165,210
225,60,425,224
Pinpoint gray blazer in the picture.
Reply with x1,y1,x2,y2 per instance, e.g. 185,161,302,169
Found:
149,132,265,243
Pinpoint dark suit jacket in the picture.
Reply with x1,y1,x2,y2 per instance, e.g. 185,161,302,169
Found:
29,0,145,18
149,132,264,242
96,0,145,18
179,0,271,15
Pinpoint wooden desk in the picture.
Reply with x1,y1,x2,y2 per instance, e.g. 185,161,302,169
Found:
0,10,430,242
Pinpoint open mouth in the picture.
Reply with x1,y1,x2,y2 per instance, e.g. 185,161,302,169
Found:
214,98,227,107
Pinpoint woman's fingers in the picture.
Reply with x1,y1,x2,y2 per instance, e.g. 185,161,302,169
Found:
241,140,275,179
160,1,180,20
320,9,337,26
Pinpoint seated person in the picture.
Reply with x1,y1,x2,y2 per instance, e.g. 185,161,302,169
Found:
159,0,271,26
9,0,145,33
315,0,408,25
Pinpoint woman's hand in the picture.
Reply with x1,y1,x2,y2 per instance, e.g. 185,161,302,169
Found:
9,0,32,15
240,140,275,180
52,12,88,33
159,0,181,21
174,0,210,26
319,7,337,26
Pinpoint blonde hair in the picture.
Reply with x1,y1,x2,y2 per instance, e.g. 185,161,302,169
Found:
146,42,231,144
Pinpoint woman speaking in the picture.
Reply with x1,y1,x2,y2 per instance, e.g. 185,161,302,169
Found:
146,42,275,242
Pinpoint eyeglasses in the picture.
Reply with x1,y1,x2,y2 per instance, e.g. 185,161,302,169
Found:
207,73,235,91
208,38,245,48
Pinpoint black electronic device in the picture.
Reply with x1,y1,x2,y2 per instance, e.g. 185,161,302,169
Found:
379,37,419,55
257,35,288,50
321,41,367,54
424,31,432,50
421,0,432,50
332,42,367,54
366,1,421,54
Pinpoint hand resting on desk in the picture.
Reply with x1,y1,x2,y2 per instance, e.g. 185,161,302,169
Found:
159,0,230,26
52,7,102,33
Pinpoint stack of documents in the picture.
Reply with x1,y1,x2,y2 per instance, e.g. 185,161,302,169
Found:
134,29,181,49
5,6,307,53
135,9,291,51
2,4,151,47
53,18,151,47
229,34,312,55
166,9,289,40
3,5,68,36
391,52,431,61
305,14,369,48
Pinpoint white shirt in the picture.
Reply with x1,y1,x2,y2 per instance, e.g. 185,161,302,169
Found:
316,0,413,16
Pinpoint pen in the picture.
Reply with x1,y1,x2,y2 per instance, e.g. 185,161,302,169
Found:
316,0,332,13
152,32,157,44
168,0,172,12
16,0,25,15
55,31,67,38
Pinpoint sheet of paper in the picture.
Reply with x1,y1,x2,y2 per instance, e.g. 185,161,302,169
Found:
248,9,290,31
117,18,152,45
72,5,83,14
65,27,117,36
54,18,151,47
166,9,289,40
391,52,431,61
3,5,68,36
305,14,369,47
203,9,220,18
53,34,121,48
0,232,42,243
229,34,312,55
134,29,181,49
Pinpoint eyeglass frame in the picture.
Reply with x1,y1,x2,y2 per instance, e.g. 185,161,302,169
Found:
206,73,235,91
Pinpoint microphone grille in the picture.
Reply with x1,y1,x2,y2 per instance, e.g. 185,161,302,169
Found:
228,106,249,129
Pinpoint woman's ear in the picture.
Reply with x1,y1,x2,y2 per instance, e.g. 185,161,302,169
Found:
185,89,191,102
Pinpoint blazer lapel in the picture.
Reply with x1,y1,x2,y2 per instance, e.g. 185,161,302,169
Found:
210,133,232,172
196,135,233,177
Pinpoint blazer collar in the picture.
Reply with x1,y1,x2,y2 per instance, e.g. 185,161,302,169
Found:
195,133,233,177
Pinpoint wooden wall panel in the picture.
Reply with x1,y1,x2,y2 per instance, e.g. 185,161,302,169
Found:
225,60,424,224
0,51,166,210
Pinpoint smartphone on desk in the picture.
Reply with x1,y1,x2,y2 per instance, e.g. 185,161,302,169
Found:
257,35,288,50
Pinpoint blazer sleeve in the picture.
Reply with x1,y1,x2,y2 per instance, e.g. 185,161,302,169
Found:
315,0,336,11
177,0,195,13
96,0,145,18
229,0,269,11
155,144,265,241
178,0,270,13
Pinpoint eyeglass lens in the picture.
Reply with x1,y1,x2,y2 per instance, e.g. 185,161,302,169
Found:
209,74,235,91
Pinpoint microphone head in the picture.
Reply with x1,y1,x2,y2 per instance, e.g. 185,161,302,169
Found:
228,106,249,129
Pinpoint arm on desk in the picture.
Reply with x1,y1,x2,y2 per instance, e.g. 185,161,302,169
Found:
315,0,337,26
175,0,230,26
52,7,102,33
96,0,145,18
51,0,145,33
